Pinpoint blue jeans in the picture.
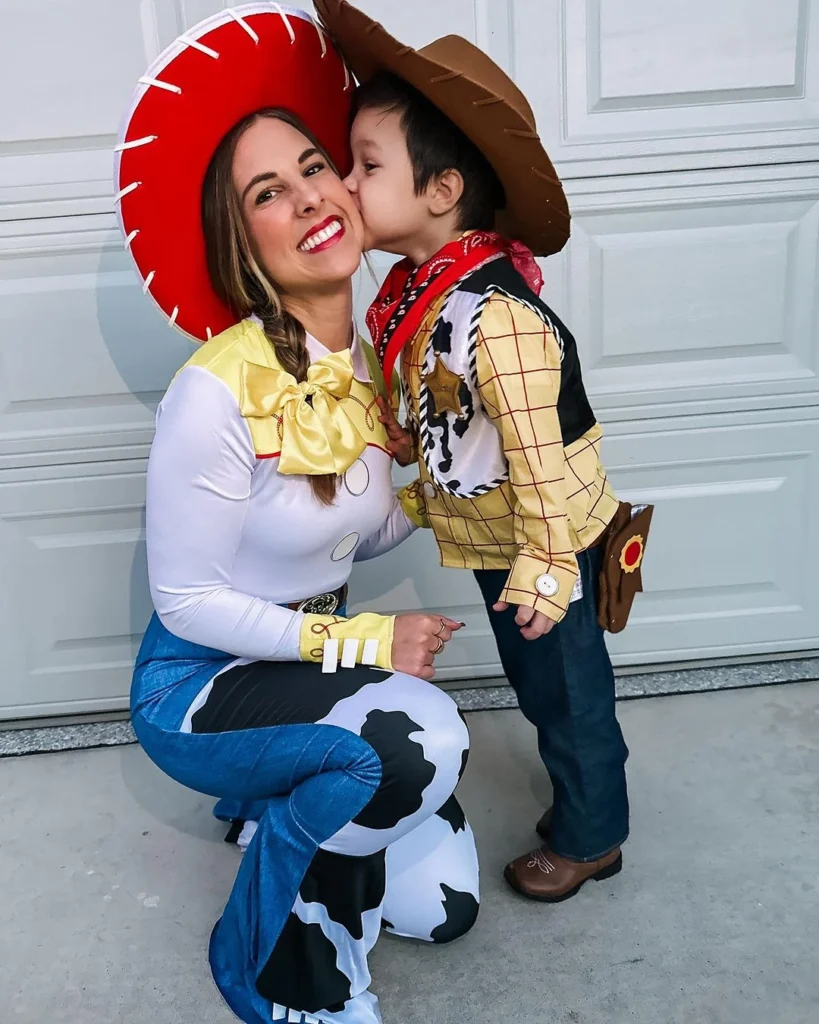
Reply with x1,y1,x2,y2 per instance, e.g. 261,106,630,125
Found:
131,613,473,1024
474,544,629,862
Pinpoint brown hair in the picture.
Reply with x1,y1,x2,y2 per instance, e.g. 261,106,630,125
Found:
201,108,338,505
353,72,505,232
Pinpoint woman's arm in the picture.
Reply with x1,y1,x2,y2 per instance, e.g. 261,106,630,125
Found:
146,367,306,660
353,480,430,562
146,366,397,669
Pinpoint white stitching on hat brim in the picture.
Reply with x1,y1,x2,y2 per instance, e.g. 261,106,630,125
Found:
112,3,334,344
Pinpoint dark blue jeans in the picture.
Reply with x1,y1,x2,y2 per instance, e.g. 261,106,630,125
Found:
474,544,629,862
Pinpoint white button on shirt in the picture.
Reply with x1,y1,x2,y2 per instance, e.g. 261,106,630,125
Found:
535,573,560,599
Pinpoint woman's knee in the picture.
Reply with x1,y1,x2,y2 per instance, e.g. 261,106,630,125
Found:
392,674,470,773
351,678,469,831
419,692,470,795
385,679,468,785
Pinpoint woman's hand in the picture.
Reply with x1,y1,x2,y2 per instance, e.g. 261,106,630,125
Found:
391,613,464,680
376,396,416,467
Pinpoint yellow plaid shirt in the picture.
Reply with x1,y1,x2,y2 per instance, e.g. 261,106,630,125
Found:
402,288,619,622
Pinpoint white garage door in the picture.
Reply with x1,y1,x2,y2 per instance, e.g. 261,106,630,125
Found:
1,0,818,719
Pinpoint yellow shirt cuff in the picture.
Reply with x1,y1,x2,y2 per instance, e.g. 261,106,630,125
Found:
397,481,431,529
299,612,395,670
500,554,579,623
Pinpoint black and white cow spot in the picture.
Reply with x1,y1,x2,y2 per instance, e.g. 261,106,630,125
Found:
431,318,453,355
459,746,469,780
257,911,351,1014
428,386,473,476
299,847,386,942
456,710,470,780
424,317,476,481
430,885,480,944
191,662,392,733
435,794,467,834
352,710,435,831
382,803,478,943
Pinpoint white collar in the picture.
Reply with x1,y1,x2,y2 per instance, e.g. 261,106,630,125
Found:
248,315,370,383
305,324,370,383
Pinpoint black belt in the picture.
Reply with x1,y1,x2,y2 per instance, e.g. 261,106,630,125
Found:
287,583,348,615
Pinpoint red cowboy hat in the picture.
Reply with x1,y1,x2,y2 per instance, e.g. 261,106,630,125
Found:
115,3,353,343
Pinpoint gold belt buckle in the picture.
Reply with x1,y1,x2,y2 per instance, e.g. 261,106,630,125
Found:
297,591,340,615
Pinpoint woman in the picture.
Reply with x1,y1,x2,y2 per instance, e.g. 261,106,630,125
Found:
115,8,478,1024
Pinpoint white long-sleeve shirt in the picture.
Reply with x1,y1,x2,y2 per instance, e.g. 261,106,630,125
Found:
146,328,415,662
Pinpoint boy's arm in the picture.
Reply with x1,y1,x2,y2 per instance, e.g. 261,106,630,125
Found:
363,338,417,465
353,481,430,562
475,296,579,625
376,395,418,466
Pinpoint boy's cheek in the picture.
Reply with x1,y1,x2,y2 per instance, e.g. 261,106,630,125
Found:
355,185,394,242
354,189,377,230
359,212,387,252
359,207,385,243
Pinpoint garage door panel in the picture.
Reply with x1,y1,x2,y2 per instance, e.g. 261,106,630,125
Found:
0,225,195,460
565,187,819,405
605,415,819,662
0,463,152,719
592,0,805,103
0,0,191,219
519,0,819,172
2,0,819,719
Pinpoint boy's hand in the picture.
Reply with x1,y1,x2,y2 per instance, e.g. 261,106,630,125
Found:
493,601,556,640
376,396,416,467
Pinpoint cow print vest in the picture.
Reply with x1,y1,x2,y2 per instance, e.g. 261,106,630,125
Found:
411,258,596,500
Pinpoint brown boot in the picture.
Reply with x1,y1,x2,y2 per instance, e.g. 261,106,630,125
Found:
504,845,622,903
535,807,553,841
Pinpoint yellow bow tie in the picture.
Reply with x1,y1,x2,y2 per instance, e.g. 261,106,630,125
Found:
239,350,367,476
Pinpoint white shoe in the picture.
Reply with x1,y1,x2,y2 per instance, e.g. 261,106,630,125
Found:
272,1007,322,1023
236,819,258,851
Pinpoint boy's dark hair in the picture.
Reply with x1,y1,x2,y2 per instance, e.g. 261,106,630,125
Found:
353,72,506,231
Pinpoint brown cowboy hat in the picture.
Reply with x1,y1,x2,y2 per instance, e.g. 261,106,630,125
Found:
314,0,570,257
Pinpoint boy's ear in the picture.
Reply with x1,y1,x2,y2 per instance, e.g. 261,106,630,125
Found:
427,168,465,218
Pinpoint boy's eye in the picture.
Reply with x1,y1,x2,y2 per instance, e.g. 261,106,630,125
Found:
363,162,378,173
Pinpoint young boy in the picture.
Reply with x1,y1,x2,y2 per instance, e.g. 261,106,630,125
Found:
317,0,633,902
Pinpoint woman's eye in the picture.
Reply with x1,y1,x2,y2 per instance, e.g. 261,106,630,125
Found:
255,189,276,206
304,161,326,177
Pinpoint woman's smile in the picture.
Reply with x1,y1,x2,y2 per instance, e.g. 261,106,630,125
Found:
297,215,346,253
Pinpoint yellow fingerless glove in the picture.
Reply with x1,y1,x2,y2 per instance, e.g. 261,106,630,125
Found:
299,612,396,670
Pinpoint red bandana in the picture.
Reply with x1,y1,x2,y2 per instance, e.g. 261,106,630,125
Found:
366,231,544,386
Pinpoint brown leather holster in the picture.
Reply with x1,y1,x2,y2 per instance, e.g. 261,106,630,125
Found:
597,502,654,633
